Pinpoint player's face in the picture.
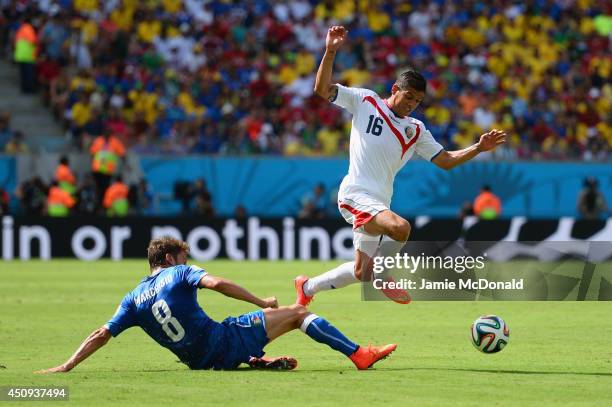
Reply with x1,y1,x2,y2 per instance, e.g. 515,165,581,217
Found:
390,85,424,116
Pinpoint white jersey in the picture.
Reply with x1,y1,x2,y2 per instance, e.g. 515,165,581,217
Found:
332,84,444,207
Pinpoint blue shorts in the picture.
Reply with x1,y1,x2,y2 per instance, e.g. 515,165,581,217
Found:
192,310,269,370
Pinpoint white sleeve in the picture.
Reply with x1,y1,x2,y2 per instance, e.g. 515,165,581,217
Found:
415,127,444,161
331,84,370,115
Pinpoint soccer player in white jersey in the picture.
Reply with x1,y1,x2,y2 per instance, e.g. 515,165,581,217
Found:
295,26,506,305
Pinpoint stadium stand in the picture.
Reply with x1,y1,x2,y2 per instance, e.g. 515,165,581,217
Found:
0,0,609,160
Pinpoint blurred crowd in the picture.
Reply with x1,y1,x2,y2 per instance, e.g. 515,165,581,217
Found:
0,0,610,160
12,134,154,216
11,172,154,217
0,111,28,153
3,145,223,217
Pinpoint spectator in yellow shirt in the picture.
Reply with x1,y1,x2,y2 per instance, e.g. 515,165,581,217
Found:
278,63,298,86
110,5,135,31
366,5,391,33
137,16,161,43
69,69,96,92
177,86,205,118
162,0,183,14
71,93,92,128
4,131,29,154
295,50,315,76
73,0,98,14
341,62,371,87
317,125,343,156
460,22,486,49
81,19,98,44
71,93,93,141
315,0,355,22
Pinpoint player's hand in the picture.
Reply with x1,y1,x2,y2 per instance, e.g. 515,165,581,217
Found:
477,129,506,152
326,26,348,52
34,364,71,374
261,296,278,309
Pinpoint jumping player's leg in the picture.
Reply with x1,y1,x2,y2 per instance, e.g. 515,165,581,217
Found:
363,210,411,275
363,210,411,268
297,193,387,301
362,209,411,243
300,261,358,297
296,209,412,304
262,305,395,369
298,230,378,302
363,210,412,303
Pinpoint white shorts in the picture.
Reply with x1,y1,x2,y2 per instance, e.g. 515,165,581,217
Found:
338,193,388,230
338,194,387,257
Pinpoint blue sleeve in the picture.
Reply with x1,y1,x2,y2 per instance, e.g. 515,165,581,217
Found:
105,295,136,337
182,265,207,288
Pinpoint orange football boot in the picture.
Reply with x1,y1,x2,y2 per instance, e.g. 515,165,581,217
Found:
294,275,313,306
349,344,397,370
380,276,411,304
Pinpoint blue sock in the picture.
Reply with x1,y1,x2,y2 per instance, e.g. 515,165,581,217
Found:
300,314,358,356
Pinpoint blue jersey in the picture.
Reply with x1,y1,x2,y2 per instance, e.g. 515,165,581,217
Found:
105,265,225,367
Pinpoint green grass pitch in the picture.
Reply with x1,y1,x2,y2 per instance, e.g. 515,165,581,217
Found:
1,260,612,406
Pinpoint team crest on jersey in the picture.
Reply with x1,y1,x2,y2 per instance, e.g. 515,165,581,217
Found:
404,126,415,140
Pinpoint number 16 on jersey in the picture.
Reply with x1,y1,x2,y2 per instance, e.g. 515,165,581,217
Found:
365,115,383,136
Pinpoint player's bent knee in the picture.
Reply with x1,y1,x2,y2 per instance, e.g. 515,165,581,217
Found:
400,221,411,240
290,304,310,328
290,304,308,318
354,256,374,282
353,264,362,280
389,220,411,241
353,262,367,281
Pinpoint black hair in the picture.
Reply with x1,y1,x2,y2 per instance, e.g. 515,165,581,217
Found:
584,177,598,189
396,69,427,93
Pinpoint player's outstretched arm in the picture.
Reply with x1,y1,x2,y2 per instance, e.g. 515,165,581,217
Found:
35,326,112,373
432,129,506,170
314,25,348,101
198,274,278,309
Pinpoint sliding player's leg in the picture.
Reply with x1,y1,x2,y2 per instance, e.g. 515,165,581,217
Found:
247,355,298,370
262,305,396,369
263,304,310,341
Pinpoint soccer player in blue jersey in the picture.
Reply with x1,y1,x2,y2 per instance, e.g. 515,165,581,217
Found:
37,237,395,372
